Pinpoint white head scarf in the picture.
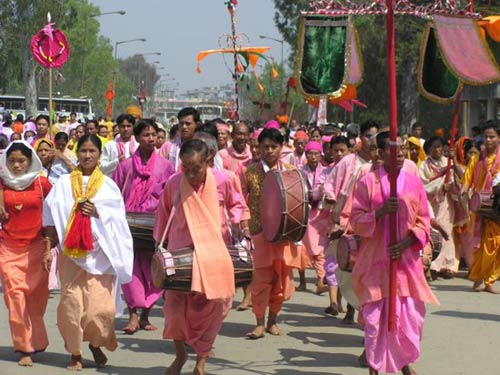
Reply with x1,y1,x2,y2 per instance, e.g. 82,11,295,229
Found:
0,140,43,191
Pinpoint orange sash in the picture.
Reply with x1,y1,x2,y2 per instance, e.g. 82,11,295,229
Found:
180,169,235,300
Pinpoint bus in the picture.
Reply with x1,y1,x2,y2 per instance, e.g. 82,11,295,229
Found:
0,94,94,121
195,104,226,123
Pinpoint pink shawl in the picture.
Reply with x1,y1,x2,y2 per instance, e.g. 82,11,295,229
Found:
116,136,137,158
125,149,157,212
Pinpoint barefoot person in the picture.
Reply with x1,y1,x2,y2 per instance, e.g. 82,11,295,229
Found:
351,132,439,375
154,139,239,375
239,128,301,339
464,123,500,293
113,120,175,334
0,141,52,366
43,135,133,371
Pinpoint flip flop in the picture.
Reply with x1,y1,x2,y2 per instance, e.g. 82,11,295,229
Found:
236,304,251,311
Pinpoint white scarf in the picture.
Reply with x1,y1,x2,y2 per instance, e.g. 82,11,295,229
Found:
0,141,43,191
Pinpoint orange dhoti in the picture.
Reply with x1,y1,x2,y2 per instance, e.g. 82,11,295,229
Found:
0,237,49,353
57,254,117,356
250,233,300,318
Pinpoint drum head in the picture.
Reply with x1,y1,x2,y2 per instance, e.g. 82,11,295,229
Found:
260,169,309,243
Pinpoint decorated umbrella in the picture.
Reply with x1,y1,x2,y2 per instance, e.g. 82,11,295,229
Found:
30,13,70,135
299,0,500,334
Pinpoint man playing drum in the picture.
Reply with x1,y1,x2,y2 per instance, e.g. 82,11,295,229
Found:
351,131,438,375
112,119,175,335
153,139,245,375
239,128,301,339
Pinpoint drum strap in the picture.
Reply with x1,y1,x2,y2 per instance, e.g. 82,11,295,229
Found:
158,194,180,249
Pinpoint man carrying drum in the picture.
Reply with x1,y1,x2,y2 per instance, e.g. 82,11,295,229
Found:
112,119,175,335
239,128,302,339
153,139,246,375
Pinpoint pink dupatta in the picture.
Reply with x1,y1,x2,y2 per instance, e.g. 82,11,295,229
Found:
116,136,137,158
125,150,157,212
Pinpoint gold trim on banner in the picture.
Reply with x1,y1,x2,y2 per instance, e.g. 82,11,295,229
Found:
294,15,362,102
417,23,463,104
431,16,500,86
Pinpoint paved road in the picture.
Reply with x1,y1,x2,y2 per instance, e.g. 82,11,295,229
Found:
0,271,498,375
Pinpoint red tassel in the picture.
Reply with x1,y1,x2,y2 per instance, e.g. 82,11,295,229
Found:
64,211,94,251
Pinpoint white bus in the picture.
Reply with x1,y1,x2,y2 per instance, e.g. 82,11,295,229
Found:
0,95,94,121
195,104,226,123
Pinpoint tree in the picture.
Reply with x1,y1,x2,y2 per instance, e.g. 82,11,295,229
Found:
119,55,160,97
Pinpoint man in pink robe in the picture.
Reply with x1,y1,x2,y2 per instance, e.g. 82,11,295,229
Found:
351,132,439,375
154,139,246,375
113,120,175,334
218,122,251,173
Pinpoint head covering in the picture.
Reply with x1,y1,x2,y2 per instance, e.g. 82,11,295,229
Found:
126,105,143,119
216,123,230,133
322,135,333,144
23,121,37,134
264,120,280,130
305,141,323,153
294,130,309,141
0,141,43,191
34,137,55,152
251,128,263,140
406,136,426,167
455,136,470,166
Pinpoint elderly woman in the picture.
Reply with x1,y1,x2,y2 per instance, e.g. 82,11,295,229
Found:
43,134,133,371
0,141,52,366
35,134,76,185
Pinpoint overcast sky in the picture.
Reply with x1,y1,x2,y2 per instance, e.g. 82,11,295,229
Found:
89,0,289,93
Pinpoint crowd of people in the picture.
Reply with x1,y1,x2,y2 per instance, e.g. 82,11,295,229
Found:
0,106,498,375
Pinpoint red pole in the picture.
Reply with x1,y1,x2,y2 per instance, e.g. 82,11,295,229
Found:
445,91,462,183
386,0,398,332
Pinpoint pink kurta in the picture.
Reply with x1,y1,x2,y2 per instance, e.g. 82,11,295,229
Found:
153,170,244,355
351,166,438,373
113,151,175,310
218,145,251,173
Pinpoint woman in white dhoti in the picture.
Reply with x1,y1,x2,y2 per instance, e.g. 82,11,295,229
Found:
43,134,133,371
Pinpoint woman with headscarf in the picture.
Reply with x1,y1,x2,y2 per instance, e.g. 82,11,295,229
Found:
43,134,133,371
406,136,426,168
0,141,52,366
34,136,76,185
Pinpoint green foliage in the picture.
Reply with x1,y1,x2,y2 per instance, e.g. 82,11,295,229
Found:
0,0,139,118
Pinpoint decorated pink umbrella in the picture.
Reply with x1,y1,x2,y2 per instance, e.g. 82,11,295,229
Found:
30,13,70,135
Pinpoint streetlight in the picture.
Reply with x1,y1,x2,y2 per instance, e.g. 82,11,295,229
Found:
112,38,147,117
135,52,161,57
80,10,126,95
259,35,285,98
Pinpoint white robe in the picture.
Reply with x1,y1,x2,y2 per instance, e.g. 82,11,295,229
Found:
42,173,133,285
100,140,136,176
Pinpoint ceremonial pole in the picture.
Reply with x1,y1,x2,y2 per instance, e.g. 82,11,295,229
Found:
48,13,53,137
228,1,240,120
386,0,398,332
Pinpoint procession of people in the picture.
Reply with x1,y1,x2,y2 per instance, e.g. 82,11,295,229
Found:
0,105,498,375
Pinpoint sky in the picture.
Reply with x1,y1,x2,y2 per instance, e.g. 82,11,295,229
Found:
89,0,289,94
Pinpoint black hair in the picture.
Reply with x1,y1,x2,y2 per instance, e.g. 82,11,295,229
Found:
70,112,77,117
157,128,166,136
169,124,179,139
360,120,380,137
322,124,337,136
35,114,50,124
76,124,85,131
376,131,390,150
6,142,33,160
0,134,8,150
411,121,424,131
463,139,480,155
330,135,350,148
98,125,108,131
85,119,98,128
116,114,136,126
179,139,209,160
482,120,500,135
54,132,69,142
197,121,219,139
134,119,159,137
424,136,445,154
258,128,284,145
16,114,24,122
308,126,322,137
77,134,102,153
471,126,481,134
233,121,250,134
178,107,200,123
